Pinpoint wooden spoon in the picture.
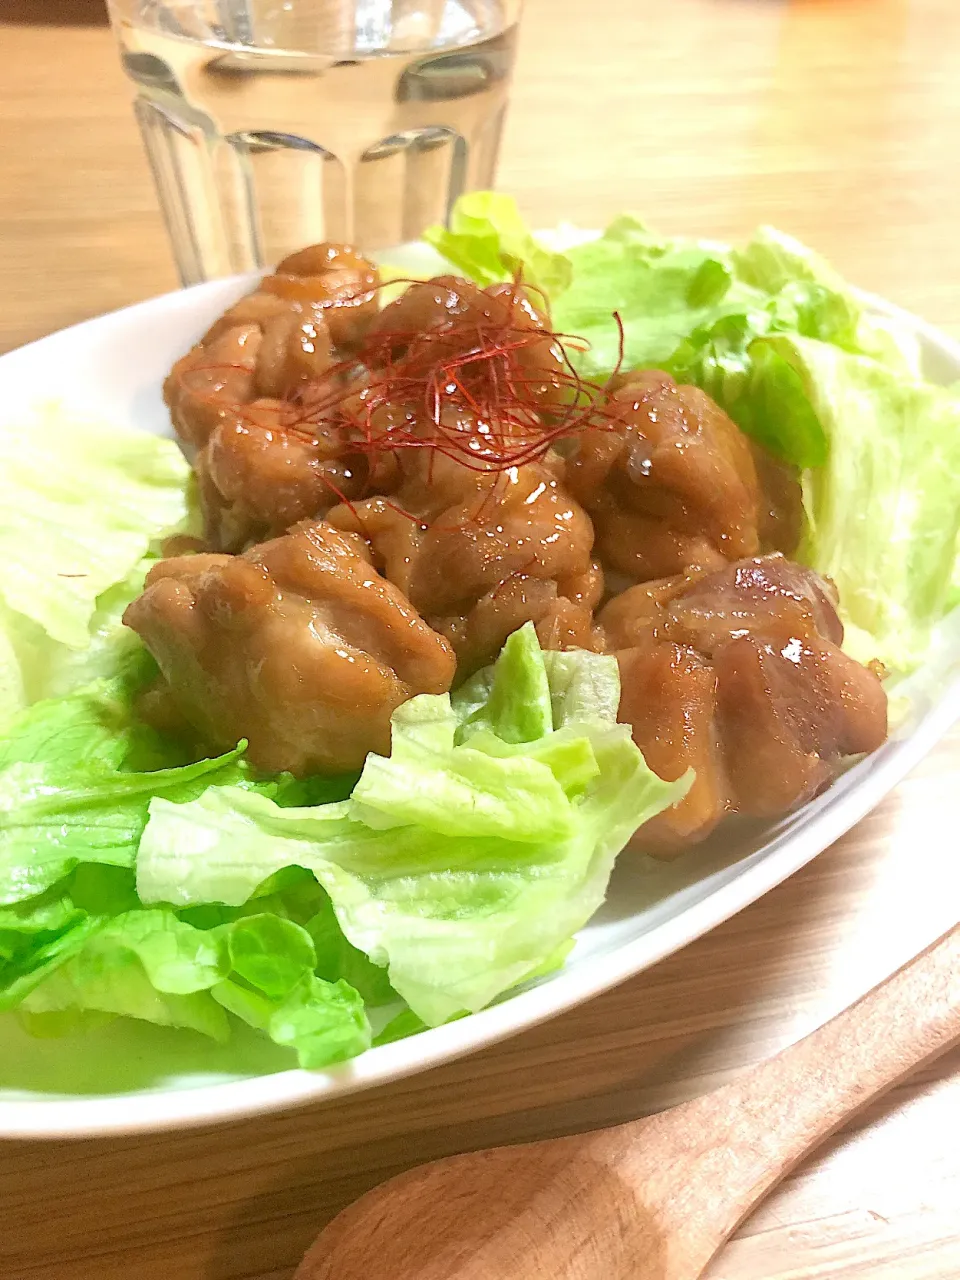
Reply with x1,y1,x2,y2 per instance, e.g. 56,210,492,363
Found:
297,923,960,1280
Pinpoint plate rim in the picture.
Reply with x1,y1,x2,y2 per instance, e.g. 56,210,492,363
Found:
0,276,958,1138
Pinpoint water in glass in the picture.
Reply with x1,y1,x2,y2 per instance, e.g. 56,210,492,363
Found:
108,1,522,282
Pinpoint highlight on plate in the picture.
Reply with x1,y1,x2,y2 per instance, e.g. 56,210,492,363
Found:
2,192,959,1069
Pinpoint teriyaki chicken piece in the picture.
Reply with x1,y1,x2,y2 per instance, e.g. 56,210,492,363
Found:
124,520,456,776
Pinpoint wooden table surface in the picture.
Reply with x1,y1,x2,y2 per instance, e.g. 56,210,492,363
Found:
2,0,960,1276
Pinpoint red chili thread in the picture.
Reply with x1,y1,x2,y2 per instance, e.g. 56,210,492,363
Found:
174,272,630,530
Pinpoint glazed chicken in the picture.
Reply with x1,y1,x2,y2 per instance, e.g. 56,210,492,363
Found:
123,520,456,775
128,248,889,846
603,555,887,852
165,242,379,449
326,275,603,672
363,275,571,414
194,399,370,552
567,370,764,581
163,242,381,550
327,440,602,675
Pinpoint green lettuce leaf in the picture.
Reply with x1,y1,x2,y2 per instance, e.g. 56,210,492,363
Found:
762,334,960,669
2,557,157,711
552,218,754,376
0,885,108,1009
423,191,572,297
541,649,622,727
304,890,397,1006
732,225,923,376
666,311,830,468
0,683,244,905
0,403,194,730
352,698,576,842
453,626,622,746
213,972,371,1069
137,634,687,1026
96,908,225,993
0,406,191,650
10,895,373,1066
18,908,230,1041
211,910,373,1067
222,913,316,998
452,622,553,744
0,677,140,774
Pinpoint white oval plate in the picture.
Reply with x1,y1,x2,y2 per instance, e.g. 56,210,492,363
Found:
1,264,959,1138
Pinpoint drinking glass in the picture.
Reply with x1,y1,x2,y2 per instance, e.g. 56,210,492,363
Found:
106,1,523,284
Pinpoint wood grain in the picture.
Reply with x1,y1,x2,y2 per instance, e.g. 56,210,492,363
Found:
1,1,960,1278
295,925,960,1280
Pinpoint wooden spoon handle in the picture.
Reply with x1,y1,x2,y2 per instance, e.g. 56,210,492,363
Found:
297,924,960,1280
614,922,960,1275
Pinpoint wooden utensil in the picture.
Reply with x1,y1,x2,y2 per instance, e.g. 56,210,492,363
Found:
296,923,960,1280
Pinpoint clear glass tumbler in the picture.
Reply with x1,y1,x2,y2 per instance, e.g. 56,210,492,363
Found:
106,0,523,283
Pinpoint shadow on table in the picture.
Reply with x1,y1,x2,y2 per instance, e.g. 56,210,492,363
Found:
3,0,109,25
